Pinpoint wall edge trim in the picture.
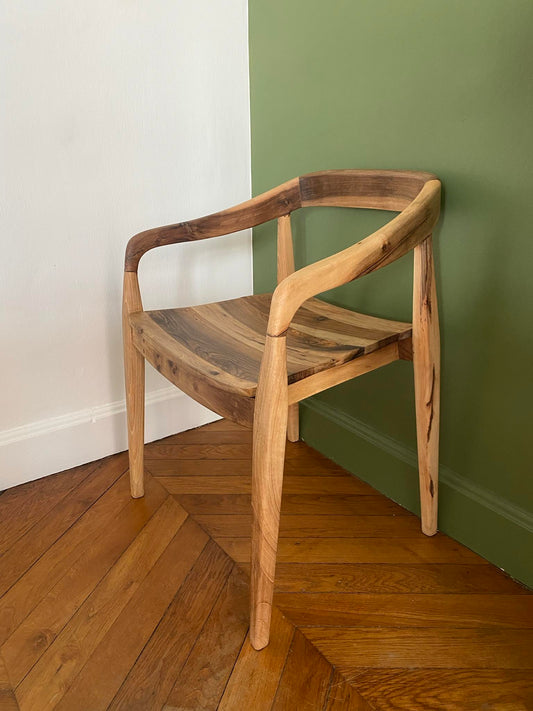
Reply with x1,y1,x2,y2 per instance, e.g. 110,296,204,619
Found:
0,388,219,491
0,386,182,447
303,398,533,535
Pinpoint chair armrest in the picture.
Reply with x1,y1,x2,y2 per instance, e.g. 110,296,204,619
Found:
124,178,301,272
267,179,441,336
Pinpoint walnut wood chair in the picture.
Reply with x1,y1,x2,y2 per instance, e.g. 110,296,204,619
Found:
122,169,441,650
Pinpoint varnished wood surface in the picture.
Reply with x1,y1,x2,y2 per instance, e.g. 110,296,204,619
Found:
1,418,531,709
123,169,442,648
130,293,411,398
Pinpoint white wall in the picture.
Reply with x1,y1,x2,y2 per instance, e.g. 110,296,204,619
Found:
0,1,252,489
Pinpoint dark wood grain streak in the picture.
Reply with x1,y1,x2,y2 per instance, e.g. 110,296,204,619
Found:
299,170,437,210
131,294,411,399
125,178,301,271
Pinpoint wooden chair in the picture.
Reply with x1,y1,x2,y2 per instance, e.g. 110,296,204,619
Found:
122,169,441,650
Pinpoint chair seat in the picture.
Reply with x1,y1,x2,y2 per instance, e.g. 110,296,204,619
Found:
130,294,412,398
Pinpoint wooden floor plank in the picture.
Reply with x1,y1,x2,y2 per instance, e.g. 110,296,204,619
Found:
147,458,252,476
345,669,533,711
305,628,533,669
158,475,376,496
144,441,339,463
271,629,333,711
197,418,245,432
0,462,95,554
0,470,144,646
324,670,374,711
0,653,18,711
217,607,294,711
1,419,531,710
216,536,485,565
266,563,528,594
147,443,255,460
174,493,409,516
0,454,127,600
146,458,345,477
0,474,168,687
149,428,252,445
16,497,187,711
275,593,533,628
54,518,209,711
195,514,420,539
108,539,233,711
163,565,250,711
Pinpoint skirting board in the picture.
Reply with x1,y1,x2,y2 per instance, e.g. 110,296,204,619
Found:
301,398,533,589
0,388,220,491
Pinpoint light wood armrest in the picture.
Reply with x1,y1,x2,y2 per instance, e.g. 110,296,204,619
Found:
267,179,441,336
124,178,300,272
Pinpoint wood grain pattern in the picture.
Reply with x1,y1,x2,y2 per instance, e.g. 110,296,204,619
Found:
277,213,300,443
16,497,187,711
194,513,421,538
0,420,531,710
413,235,440,535
0,455,127,601
123,272,145,498
299,170,436,210
54,518,208,711
130,294,411,398
267,178,440,336
265,562,527,594
287,341,400,404
125,177,301,271
123,170,442,649
324,670,373,711
0,474,168,686
275,593,533,629
163,565,249,711
217,607,294,711
172,492,409,516
0,461,95,553
108,540,233,711
271,629,332,710
0,654,18,711
305,628,533,669
217,535,486,565
250,335,289,649
0,458,131,645
346,669,533,711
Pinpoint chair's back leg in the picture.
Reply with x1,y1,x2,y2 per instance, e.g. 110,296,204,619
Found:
123,272,145,499
413,236,440,535
250,335,288,650
277,214,300,442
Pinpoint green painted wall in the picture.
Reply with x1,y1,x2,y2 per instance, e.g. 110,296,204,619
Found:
249,0,533,586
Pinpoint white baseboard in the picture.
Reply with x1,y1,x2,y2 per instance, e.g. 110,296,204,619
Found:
0,388,220,490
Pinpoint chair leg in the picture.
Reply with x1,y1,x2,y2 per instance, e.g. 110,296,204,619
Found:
250,336,288,650
287,403,299,442
413,237,440,536
123,273,145,499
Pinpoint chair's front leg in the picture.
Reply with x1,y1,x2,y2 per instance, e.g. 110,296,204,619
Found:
250,335,288,650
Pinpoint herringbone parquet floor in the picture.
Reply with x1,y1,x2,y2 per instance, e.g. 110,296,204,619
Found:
0,419,532,710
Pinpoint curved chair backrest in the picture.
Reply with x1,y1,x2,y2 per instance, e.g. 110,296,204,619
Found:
124,170,440,273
